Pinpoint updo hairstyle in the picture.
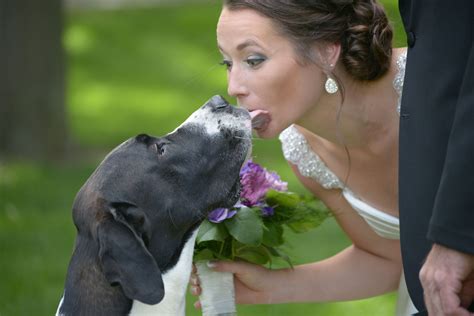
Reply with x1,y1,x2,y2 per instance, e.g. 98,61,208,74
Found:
223,0,393,81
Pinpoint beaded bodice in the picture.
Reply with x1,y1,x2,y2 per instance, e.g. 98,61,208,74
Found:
394,51,407,114
279,126,344,190
278,51,407,240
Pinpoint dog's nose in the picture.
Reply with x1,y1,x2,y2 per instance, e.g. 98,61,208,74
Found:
210,95,229,109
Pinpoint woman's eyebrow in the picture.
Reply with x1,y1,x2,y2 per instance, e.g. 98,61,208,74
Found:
236,39,261,51
218,39,263,53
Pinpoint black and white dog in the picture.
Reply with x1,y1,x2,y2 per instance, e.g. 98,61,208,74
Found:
56,95,251,315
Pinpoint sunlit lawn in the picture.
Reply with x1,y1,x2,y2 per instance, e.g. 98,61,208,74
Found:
0,1,404,315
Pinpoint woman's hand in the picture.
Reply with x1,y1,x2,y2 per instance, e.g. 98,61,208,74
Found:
189,260,278,308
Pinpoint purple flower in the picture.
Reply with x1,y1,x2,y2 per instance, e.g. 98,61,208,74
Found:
265,171,288,192
207,161,286,222
261,206,275,217
208,208,237,223
240,161,287,206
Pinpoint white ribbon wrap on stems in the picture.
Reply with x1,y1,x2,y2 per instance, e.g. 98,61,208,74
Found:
196,261,237,316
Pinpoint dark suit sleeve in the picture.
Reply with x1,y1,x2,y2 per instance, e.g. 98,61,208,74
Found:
428,42,474,254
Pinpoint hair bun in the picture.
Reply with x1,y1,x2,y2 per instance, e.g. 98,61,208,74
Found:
341,0,393,80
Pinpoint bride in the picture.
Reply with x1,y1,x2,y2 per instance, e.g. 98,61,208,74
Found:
191,1,416,315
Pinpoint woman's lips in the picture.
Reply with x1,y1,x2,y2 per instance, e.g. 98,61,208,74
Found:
250,110,270,131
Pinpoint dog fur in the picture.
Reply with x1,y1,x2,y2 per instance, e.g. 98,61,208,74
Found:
56,96,251,315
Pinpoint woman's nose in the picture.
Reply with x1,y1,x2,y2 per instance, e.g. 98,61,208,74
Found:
227,69,247,97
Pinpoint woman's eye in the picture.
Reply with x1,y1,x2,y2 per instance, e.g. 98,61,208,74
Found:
245,56,266,68
219,59,232,70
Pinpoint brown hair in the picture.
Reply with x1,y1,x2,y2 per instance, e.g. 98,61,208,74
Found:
223,0,393,81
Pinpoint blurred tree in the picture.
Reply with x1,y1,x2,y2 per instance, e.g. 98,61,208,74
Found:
0,0,68,161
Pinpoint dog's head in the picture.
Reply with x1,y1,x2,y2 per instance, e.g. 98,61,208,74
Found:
72,95,251,305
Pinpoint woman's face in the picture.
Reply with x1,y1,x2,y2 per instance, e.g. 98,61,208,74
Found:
216,7,326,138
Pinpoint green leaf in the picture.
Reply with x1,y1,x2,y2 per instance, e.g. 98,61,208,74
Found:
265,246,293,268
194,240,222,256
265,190,331,233
262,222,284,247
236,245,271,265
196,220,229,243
193,248,215,262
224,206,263,246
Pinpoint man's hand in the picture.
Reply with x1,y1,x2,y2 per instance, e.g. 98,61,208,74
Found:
420,244,474,315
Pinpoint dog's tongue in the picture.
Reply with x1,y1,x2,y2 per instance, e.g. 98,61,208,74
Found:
250,110,270,130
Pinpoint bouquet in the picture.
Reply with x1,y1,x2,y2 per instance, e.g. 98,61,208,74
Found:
194,160,330,316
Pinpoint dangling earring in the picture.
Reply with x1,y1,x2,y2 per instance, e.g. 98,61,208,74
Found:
324,63,338,94
325,76,338,94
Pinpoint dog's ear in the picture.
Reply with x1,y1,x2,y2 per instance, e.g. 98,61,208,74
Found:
97,203,164,305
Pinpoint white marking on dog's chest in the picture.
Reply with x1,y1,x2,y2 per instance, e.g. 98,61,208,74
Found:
129,230,198,316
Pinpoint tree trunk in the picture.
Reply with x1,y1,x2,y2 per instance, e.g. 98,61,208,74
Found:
0,0,68,161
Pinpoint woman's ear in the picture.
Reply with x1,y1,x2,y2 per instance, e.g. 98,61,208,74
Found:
325,42,341,69
314,42,341,71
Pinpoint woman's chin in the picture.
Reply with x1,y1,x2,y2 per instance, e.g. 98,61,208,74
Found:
251,117,289,138
253,125,279,139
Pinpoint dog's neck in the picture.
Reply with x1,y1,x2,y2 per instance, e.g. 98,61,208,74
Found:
129,230,198,316
57,231,198,316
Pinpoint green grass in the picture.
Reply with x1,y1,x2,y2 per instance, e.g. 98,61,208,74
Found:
0,1,404,315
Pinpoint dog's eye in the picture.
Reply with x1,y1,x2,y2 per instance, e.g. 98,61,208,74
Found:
153,143,166,155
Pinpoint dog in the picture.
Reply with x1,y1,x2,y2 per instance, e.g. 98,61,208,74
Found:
56,95,252,315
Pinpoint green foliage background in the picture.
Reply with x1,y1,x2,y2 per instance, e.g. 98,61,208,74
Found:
0,1,405,315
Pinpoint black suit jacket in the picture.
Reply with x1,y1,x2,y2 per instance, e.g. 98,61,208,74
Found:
399,0,474,314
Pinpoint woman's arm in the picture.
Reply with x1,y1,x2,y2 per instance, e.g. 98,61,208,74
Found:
270,244,401,303
199,242,400,305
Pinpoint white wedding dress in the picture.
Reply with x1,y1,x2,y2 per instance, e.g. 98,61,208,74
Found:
279,51,418,316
